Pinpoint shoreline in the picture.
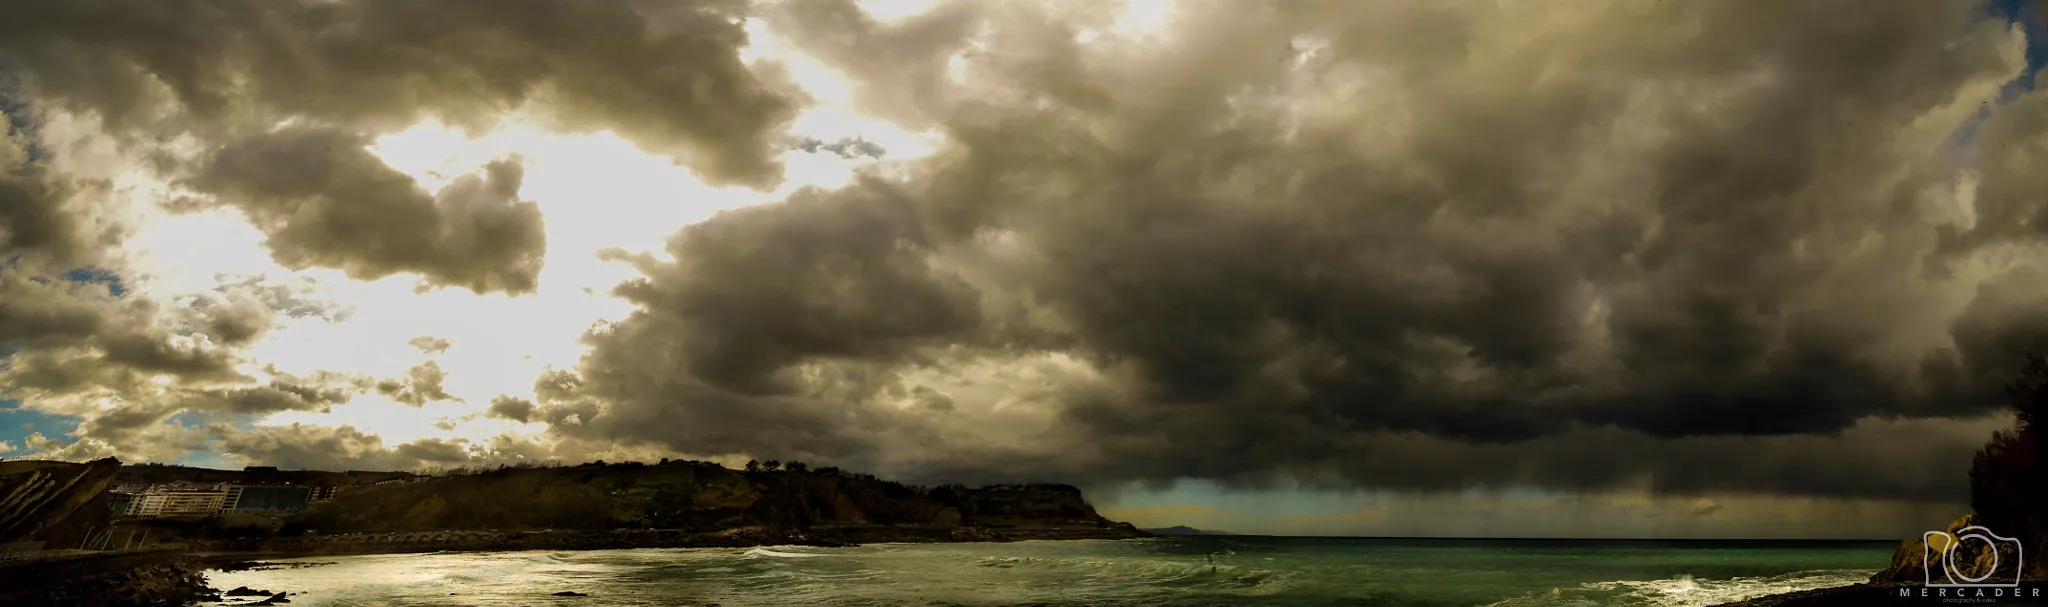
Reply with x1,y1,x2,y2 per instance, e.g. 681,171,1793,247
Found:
1709,580,2048,606
185,524,1147,569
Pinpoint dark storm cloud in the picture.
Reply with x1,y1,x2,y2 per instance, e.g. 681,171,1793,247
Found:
542,181,976,467
0,0,796,189
184,127,548,294
0,110,112,265
540,0,2048,503
603,180,979,395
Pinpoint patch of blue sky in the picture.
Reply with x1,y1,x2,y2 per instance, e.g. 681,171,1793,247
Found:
0,69,49,166
0,264,130,457
1945,0,2048,156
1991,0,2048,98
0,399,81,455
63,267,127,295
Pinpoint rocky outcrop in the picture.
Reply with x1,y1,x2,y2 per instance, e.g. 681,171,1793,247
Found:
0,458,122,549
1869,514,2031,585
0,550,213,607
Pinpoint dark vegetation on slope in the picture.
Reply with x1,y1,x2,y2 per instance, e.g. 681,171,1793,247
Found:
1968,354,2048,567
284,459,1140,537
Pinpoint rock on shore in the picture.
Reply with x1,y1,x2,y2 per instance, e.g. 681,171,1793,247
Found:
1715,513,2048,607
1869,514,2030,585
0,560,215,607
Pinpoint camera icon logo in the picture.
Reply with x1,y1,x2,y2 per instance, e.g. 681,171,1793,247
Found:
1924,525,2025,588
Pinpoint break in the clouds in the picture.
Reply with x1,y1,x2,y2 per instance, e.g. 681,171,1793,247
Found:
5,0,2048,537
0,0,795,188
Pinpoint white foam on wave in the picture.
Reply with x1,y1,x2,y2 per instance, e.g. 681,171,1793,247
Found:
1581,570,1873,607
744,547,829,559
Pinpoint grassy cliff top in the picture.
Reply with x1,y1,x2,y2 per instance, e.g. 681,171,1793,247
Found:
283,460,1122,534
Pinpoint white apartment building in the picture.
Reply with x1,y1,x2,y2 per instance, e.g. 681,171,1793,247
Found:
126,490,227,518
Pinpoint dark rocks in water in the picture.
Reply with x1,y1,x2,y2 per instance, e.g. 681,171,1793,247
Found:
213,561,335,572
225,585,273,596
552,590,590,596
250,591,293,605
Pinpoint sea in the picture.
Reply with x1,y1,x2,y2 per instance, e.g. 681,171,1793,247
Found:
201,536,1897,607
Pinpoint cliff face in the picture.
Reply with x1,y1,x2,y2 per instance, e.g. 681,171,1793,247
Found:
0,458,122,549
286,462,1144,539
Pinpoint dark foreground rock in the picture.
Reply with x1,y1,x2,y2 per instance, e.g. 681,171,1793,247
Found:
0,554,213,607
1869,514,2034,585
214,561,336,572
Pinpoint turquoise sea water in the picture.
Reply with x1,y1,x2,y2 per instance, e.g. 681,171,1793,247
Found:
201,537,1896,607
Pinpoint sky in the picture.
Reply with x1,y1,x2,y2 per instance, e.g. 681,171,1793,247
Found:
3,0,2048,539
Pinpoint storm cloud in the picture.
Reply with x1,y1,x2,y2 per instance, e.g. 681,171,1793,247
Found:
534,0,2048,503
0,0,796,188
0,109,110,266
6,0,2048,530
184,127,549,294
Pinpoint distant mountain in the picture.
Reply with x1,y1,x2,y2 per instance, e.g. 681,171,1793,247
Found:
1143,525,1237,536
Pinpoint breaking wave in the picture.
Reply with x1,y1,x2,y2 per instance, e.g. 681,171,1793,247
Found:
972,554,1292,594
1585,570,1870,607
743,547,831,559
